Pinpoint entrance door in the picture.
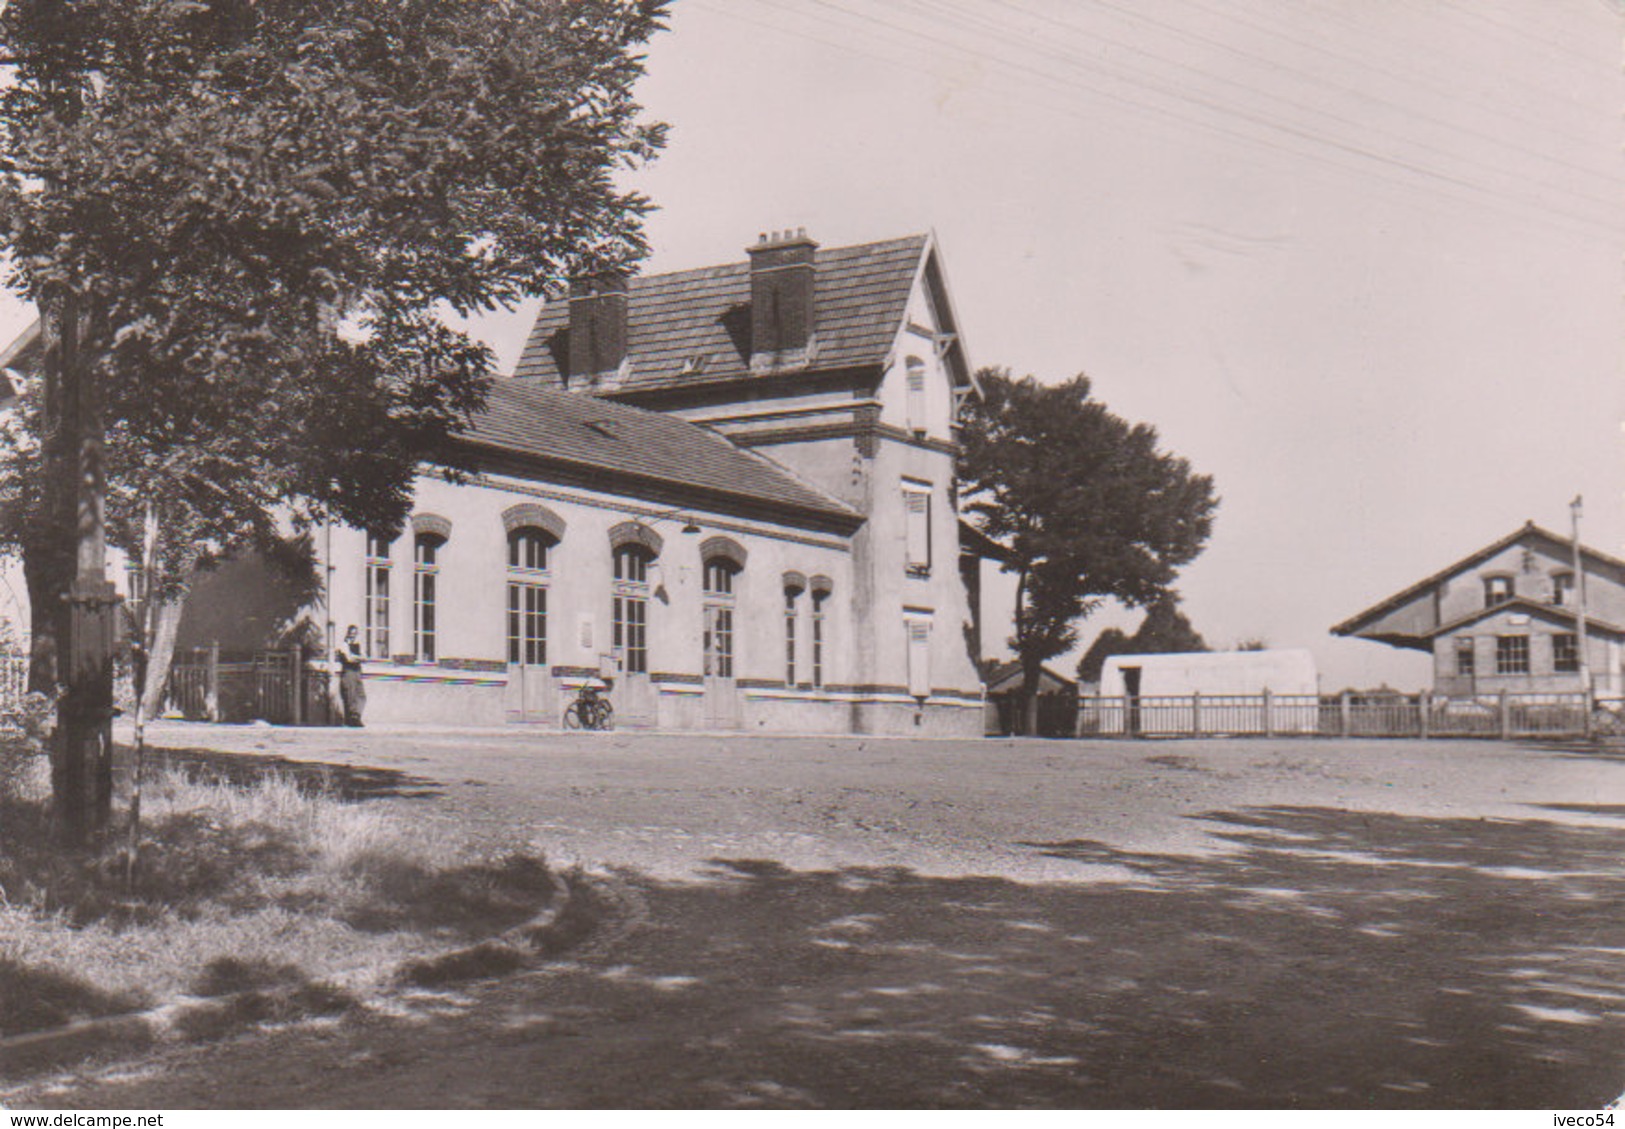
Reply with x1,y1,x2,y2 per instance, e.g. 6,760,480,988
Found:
505,580,553,722
703,603,741,729
612,563,656,727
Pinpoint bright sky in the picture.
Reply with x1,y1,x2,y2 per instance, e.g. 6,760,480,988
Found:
483,0,1625,692
4,1,1619,693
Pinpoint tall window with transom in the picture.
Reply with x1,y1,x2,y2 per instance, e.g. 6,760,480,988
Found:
811,589,827,689
364,532,393,659
613,544,652,674
507,528,552,667
784,584,801,686
414,533,444,663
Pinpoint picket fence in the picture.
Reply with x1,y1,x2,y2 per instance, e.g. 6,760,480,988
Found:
1076,690,1622,740
165,644,333,726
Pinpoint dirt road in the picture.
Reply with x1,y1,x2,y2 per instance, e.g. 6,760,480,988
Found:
9,727,1625,1108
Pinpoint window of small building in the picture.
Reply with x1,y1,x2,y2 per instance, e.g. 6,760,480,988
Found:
1496,634,1529,675
703,558,739,680
365,532,394,659
1456,636,1475,677
612,544,653,674
413,532,445,663
1551,572,1574,607
1554,633,1579,674
1484,575,1514,608
125,565,148,621
506,527,553,667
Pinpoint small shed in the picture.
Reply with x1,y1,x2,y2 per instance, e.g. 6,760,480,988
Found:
984,660,1077,737
1095,649,1319,735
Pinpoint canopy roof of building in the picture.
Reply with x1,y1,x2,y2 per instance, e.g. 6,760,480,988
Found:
513,232,974,395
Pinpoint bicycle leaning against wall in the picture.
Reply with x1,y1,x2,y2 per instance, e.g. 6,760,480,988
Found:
564,679,614,731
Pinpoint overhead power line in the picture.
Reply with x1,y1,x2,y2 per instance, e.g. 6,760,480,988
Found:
698,0,1624,243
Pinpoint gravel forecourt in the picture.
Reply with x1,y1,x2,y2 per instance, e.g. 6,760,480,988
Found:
8,724,1625,1109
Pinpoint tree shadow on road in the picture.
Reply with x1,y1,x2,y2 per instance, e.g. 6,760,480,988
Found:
138,745,442,802
516,806,1625,1109
16,805,1625,1110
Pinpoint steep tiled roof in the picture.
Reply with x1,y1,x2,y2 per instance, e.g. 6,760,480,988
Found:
512,235,929,390
465,379,861,527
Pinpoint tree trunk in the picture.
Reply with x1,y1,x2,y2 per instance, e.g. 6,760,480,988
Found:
139,592,186,721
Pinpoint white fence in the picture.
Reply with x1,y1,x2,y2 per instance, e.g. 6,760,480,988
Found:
1077,691,1622,740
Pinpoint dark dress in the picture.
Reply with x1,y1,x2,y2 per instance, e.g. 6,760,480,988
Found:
337,641,365,726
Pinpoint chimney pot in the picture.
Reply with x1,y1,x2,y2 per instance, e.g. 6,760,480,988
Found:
566,271,628,383
745,228,818,363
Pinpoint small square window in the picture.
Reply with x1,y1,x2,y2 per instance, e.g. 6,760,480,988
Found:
1484,576,1514,608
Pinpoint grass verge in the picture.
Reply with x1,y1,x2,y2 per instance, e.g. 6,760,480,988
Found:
0,736,562,1044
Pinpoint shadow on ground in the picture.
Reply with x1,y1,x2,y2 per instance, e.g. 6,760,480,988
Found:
142,745,442,801
16,803,1625,1109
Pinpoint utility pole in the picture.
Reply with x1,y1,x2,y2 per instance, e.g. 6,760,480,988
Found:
44,291,118,848
33,45,120,849
1572,495,1591,698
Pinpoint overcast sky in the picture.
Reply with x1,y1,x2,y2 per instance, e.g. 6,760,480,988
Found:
4,1,1618,692
480,0,1625,692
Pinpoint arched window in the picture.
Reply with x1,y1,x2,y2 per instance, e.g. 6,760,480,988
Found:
810,576,833,690
506,527,554,667
703,557,740,679
783,573,806,687
414,532,445,663
613,544,653,674
364,531,394,659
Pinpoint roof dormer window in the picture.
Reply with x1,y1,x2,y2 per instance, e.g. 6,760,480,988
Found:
1484,575,1514,608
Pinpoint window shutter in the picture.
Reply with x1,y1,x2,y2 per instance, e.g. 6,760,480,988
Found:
906,356,926,434
906,619,931,698
904,489,931,571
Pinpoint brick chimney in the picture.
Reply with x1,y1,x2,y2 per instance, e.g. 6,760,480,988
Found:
567,273,628,383
746,229,818,367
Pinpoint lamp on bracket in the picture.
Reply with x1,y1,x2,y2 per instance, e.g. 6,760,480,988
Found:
634,507,702,536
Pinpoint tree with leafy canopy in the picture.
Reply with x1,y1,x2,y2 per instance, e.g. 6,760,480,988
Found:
0,0,668,842
958,369,1218,734
1076,594,1209,685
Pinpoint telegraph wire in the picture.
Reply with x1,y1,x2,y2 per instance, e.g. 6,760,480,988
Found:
978,0,1622,194
754,0,1623,239
815,0,1623,221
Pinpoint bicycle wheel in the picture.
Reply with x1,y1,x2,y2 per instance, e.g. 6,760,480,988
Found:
592,700,613,731
563,700,583,729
